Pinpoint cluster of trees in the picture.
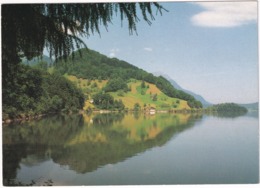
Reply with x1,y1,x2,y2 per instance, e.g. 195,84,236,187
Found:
2,63,85,120
187,100,203,109
207,103,248,113
54,49,142,80
103,77,129,92
92,93,125,110
206,103,248,118
54,48,202,108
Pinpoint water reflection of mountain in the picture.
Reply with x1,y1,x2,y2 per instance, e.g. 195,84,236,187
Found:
3,113,202,183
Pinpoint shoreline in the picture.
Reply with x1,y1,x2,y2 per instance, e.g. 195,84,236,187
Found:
2,108,204,125
2,108,251,125
5,106,251,125
2,113,52,125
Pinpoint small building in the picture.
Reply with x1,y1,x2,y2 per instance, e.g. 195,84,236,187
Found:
149,107,156,115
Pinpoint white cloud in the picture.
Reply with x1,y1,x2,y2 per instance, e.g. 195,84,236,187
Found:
191,2,257,27
109,52,116,57
109,48,120,57
144,47,153,52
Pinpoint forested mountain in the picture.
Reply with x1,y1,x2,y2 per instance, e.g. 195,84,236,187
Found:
54,48,202,109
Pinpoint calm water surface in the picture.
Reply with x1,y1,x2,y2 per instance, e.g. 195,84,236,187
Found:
2,112,259,185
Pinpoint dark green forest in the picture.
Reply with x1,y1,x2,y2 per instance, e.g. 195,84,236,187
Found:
208,103,248,113
92,92,125,110
54,48,202,108
2,63,85,120
206,103,248,118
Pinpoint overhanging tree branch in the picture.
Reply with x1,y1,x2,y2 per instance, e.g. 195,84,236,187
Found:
2,3,166,62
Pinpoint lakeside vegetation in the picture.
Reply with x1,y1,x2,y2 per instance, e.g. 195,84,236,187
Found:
3,48,204,121
2,63,85,121
3,49,253,122
205,103,248,118
207,103,248,113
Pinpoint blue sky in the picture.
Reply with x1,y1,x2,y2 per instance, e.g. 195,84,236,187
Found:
82,1,258,104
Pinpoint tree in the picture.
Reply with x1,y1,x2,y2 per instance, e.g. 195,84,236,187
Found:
134,103,141,111
2,64,85,119
141,80,146,88
152,94,157,101
2,3,165,68
104,77,128,92
92,92,125,110
93,92,114,109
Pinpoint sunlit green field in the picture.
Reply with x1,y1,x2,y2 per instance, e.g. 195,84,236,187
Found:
66,75,190,110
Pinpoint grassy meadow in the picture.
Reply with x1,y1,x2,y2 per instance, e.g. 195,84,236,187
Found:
65,74,190,111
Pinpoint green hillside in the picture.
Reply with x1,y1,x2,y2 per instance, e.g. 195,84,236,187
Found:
65,75,190,111
3,48,202,121
55,48,202,109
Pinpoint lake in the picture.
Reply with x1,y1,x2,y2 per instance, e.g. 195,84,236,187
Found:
2,112,259,185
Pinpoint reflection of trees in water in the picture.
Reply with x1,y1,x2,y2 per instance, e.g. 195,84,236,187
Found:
133,111,140,120
206,111,248,118
92,113,125,126
3,113,202,184
3,144,27,183
2,142,51,186
3,114,84,185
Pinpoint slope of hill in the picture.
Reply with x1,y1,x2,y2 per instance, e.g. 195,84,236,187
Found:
65,75,190,111
53,48,202,109
154,72,212,107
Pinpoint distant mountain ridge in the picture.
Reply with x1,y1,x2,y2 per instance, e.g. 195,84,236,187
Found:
22,55,53,66
238,102,259,111
153,72,212,107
